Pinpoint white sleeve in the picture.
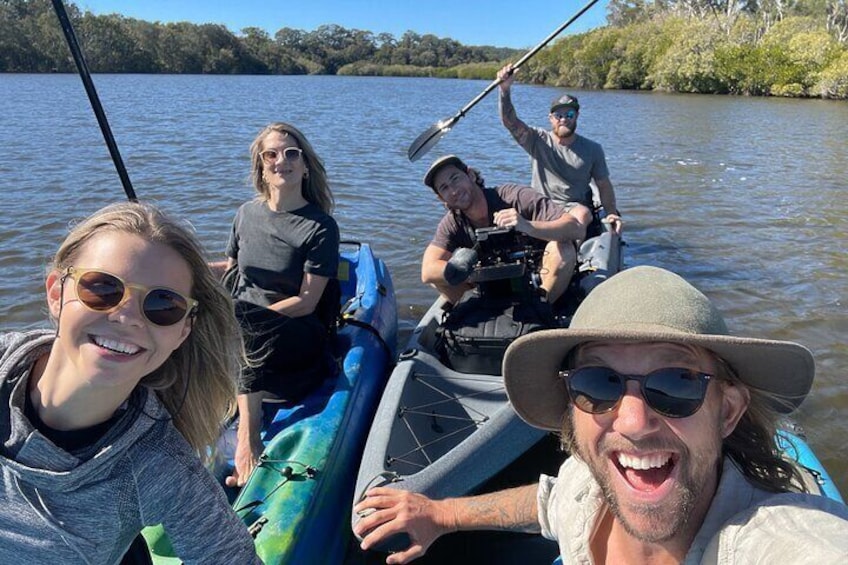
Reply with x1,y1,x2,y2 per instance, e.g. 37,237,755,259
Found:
716,493,848,562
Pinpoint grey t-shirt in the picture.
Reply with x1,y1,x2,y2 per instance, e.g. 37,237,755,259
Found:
431,184,565,252
520,128,610,207
226,199,340,308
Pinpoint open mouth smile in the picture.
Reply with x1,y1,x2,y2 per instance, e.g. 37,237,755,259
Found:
614,451,677,493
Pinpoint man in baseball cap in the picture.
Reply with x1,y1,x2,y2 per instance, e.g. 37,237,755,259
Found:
354,266,848,564
420,154,584,306
496,63,622,241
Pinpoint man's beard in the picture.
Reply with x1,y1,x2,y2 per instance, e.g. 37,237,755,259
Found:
596,451,698,543
566,412,724,544
554,123,575,139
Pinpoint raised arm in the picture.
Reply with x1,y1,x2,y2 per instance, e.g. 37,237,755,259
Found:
353,484,540,565
498,64,534,147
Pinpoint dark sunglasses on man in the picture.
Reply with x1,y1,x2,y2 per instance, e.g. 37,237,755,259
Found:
560,366,713,418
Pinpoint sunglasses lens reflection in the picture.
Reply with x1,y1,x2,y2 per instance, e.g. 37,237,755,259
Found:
144,289,190,326
643,369,705,417
567,367,707,418
77,271,125,310
568,368,623,414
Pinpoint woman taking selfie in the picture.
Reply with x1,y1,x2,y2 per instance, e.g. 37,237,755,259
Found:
0,202,260,563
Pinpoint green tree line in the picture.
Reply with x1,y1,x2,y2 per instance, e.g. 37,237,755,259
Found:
3,0,847,99
521,0,848,98
0,0,519,76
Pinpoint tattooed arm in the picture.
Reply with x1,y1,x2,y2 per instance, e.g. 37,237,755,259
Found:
498,64,533,147
454,484,539,532
354,485,539,564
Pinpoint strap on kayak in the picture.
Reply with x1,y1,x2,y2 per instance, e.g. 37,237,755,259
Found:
341,313,396,369
233,458,317,515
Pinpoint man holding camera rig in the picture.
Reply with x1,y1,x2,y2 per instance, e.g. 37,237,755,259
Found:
420,154,586,306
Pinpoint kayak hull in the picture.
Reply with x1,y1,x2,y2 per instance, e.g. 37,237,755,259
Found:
145,242,398,564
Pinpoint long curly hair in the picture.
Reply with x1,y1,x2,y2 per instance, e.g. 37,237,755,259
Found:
50,202,242,454
715,359,806,493
248,122,334,214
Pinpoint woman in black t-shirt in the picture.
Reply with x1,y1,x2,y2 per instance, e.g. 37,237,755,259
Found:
214,122,340,488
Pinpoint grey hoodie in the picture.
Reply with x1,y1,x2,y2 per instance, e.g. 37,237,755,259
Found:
0,330,261,564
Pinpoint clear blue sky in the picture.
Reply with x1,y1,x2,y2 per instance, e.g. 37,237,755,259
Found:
75,0,610,49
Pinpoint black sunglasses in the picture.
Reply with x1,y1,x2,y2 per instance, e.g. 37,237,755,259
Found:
64,267,198,327
560,366,713,418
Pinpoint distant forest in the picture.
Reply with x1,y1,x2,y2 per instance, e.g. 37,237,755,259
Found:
0,0,520,78
2,0,847,99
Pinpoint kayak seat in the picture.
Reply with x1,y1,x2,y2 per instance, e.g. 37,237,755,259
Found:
435,293,552,376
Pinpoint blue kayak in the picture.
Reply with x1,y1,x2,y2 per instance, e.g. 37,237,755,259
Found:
144,241,398,564
777,424,844,503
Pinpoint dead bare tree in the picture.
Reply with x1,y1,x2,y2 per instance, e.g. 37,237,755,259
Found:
828,0,848,43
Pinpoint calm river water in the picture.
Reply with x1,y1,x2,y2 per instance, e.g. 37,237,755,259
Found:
1,74,846,494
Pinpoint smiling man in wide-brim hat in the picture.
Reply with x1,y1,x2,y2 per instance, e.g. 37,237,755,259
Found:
493,266,848,565
353,266,848,565
504,265,815,431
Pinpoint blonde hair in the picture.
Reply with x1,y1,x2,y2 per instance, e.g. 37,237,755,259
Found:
50,202,241,453
248,122,334,214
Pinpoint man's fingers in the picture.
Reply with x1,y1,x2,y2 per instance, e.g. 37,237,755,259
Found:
355,506,395,539
356,489,400,512
386,544,425,565
494,209,518,226
359,514,406,551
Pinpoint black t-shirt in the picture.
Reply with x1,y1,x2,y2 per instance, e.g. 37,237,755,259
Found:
25,387,119,455
226,199,340,308
431,184,565,251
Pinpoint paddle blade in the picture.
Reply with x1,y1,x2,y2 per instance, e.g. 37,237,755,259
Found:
407,117,455,162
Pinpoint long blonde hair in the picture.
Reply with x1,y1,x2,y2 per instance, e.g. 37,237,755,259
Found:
50,202,241,453
249,122,334,214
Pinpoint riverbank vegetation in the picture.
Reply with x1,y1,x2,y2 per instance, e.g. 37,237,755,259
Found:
524,0,848,98
2,0,846,98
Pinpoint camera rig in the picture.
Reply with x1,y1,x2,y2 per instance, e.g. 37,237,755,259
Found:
444,226,545,286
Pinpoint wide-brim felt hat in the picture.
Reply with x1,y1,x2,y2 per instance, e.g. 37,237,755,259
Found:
503,266,815,431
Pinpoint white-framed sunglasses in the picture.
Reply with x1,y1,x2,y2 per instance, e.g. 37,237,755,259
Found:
260,147,303,165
